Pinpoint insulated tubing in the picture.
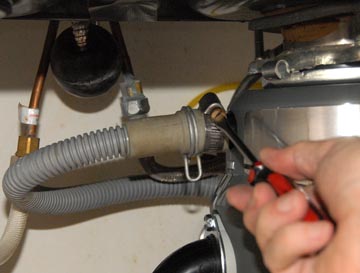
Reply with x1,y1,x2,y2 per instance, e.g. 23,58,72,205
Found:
19,176,220,214
0,205,28,265
3,126,129,212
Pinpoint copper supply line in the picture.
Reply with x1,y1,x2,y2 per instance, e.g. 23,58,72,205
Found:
0,20,59,266
26,20,59,137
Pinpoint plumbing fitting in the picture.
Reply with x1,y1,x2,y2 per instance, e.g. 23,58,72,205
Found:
126,106,223,182
120,74,150,118
15,136,40,157
125,107,212,158
136,104,225,183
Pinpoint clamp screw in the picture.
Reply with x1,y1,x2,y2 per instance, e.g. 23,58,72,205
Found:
204,214,216,231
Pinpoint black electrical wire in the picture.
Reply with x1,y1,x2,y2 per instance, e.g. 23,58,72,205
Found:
228,73,262,110
254,30,264,59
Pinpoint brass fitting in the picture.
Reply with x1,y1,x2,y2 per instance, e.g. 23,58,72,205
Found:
15,136,40,157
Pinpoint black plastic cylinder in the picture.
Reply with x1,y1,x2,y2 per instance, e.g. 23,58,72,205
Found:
50,24,121,97
198,92,221,113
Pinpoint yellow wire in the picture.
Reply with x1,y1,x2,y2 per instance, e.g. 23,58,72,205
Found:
187,81,262,108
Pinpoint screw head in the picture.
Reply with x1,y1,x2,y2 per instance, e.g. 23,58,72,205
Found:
204,214,216,231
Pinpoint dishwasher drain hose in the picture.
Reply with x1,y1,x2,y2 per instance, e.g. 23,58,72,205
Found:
3,108,223,214
17,176,220,215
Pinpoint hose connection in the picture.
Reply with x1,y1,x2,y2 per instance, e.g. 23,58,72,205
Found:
182,107,224,182
182,107,203,181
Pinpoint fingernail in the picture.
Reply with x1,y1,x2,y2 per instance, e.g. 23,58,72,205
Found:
276,192,294,212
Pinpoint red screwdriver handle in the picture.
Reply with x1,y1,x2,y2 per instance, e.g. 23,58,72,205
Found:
248,162,330,222
266,173,293,195
266,173,327,222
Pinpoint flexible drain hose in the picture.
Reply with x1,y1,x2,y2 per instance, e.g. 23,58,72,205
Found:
0,205,27,265
3,126,129,213
26,176,219,214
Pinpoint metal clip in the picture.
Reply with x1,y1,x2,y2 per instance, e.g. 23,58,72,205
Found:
183,155,203,182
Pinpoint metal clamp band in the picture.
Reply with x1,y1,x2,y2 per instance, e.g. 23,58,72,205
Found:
182,106,200,157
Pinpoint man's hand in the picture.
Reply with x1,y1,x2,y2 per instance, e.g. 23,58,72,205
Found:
227,138,360,273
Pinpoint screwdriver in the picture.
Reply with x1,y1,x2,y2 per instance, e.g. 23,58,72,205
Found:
209,107,330,222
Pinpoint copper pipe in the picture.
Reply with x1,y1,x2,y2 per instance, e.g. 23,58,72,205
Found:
26,21,58,137
29,20,59,109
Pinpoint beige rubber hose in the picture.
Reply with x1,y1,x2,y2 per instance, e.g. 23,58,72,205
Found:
0,205,27,265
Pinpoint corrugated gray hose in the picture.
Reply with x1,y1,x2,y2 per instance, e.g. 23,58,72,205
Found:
3,126,220,215
19,177,218,215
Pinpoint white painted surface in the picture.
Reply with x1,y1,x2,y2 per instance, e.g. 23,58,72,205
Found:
0,20,281,273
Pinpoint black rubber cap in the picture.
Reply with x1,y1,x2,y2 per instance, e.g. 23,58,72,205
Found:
153,235,222,273
198,92,221,113
51,24,121,97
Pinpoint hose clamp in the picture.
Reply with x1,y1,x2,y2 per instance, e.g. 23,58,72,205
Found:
182,107,203,182
182,106,200,157
119,126,131,158
204,116,224,154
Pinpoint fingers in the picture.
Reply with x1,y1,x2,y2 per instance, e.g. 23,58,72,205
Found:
243,183,277,232
231,185,334,272
260,140,336,180
260,138,360,219
227,183,277,232
226,185,253,211
228,182,335,273
254,190,308,250
263,221,334,272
